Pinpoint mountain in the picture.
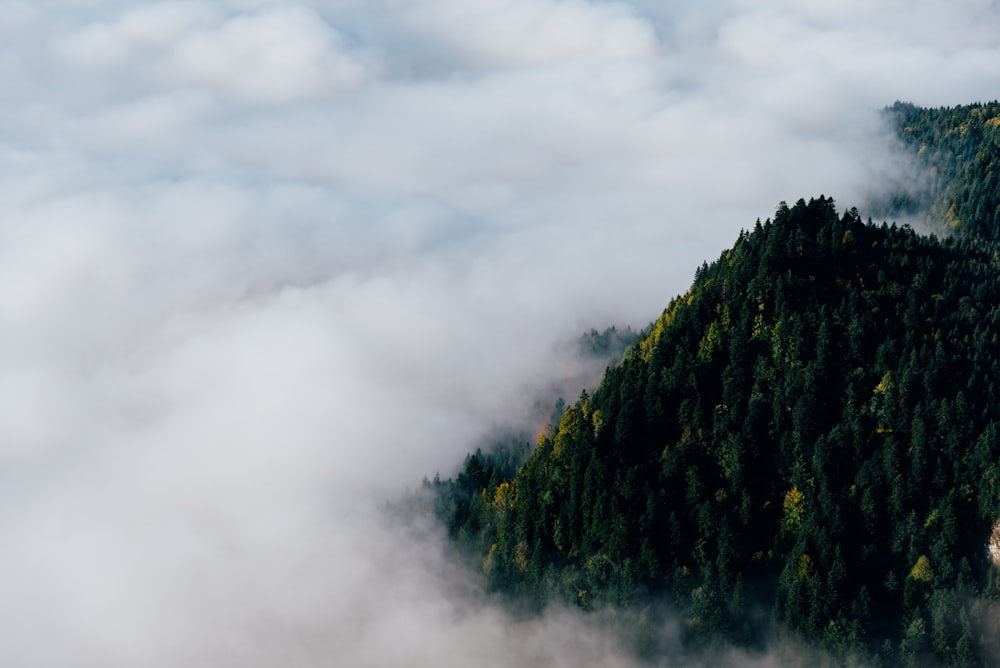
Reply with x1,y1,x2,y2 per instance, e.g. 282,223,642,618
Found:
427,105,1000,666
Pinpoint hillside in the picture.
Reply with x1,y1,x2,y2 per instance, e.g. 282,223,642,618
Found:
886,100,1000,242
429,196,1000,665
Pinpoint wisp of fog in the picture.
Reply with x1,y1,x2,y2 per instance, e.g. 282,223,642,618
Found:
1,1,1000,665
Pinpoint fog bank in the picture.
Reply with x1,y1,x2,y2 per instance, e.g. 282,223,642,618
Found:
2,1,1000,665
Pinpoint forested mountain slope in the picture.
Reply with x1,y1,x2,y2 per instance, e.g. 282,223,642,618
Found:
430,197,1000,665
887,100,1000,242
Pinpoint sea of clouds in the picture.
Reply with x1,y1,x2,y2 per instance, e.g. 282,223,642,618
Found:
2,1,1000,665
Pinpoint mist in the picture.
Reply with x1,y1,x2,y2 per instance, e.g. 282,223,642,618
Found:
2,1,1000,665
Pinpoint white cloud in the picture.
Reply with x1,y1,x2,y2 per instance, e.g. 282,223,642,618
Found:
51,2,217,67
167,6,369,103
392,0,659,68
50,3,370,106
1,0,1000,665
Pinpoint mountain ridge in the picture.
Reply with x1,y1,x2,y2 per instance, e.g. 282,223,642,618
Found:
428,104,1000,666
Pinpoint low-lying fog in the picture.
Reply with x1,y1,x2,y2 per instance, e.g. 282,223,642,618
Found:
2,1,1000,665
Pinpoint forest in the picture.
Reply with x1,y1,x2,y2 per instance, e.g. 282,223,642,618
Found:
887,100,1000,242
426,102,1000,666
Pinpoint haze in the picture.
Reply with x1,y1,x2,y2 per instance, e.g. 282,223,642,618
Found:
1,1,999,665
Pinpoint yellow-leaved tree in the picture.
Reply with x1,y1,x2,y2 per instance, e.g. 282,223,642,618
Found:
782,486,806,532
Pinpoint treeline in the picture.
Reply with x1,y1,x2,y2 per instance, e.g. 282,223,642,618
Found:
429,197,1000,665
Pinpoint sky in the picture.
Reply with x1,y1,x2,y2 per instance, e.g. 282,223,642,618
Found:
1,1,1000,666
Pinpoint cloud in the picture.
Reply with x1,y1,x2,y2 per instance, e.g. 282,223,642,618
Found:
166,6,370,103
1,0,1000,666
51,3,370,104
390,0,660,69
